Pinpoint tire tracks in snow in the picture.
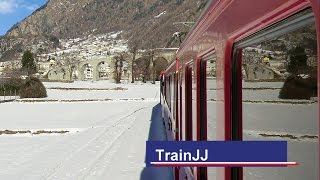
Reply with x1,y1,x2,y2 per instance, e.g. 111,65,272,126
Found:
42,106,148,180
80,107,150,179
10,105,133,179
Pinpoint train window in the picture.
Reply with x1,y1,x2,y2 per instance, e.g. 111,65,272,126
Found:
172,73,176,123
160,75,164,96
191,63,197,142
233,10,318,180
185,64,193,141
197,52,218,180
166,75,171,110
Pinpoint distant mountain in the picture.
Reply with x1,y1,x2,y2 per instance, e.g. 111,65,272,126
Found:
0,0,208,62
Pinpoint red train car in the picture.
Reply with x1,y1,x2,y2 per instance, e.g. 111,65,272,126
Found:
160,0,320,180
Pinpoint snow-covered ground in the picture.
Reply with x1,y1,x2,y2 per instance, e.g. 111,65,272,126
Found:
0,81,172,180
0,80,318,179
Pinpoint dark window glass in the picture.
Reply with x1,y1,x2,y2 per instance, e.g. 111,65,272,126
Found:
185,65,193,141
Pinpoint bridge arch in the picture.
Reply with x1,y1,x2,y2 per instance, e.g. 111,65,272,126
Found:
80,63,93,80
133,57,150,82
153,57,169,80
96,61,111,80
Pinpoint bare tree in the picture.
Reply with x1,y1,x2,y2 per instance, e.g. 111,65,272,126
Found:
112,53,128,84
129,45,138,83
63,57,77,81
146,48,158,84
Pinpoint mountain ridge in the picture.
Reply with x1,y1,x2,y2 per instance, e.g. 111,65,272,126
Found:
0,0,209,62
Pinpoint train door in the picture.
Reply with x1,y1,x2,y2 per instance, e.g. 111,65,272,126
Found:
232,9,319,180
165,74,172,138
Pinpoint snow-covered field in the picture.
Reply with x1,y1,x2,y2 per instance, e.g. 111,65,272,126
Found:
0,81,172,180
0,80,318,180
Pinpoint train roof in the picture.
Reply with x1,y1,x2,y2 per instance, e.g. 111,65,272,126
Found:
163,0,319,74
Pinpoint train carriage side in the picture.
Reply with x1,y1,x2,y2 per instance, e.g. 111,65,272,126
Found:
161,0,319,180
161,60,178,141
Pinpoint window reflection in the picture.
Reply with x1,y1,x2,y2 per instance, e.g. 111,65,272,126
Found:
242,23,318,180
206,54,217,180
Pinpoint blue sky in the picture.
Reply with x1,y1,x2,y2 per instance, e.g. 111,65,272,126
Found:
0,0,48,36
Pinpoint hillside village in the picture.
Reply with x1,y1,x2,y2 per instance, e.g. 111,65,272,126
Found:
0,30,176,82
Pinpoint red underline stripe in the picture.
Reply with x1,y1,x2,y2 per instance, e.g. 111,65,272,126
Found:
151,162,298,167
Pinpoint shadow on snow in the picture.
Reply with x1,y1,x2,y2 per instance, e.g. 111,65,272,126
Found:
140,103,173,180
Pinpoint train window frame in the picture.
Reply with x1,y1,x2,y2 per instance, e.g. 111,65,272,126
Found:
231,8,317,180
171,72,176,119
184,60,197,177
235,8,314,49
174,71,179,140
167,74,171,110
197,58,208,141
179,67,183,141
161,74,165,101
166,75,169,102
197,50,218,180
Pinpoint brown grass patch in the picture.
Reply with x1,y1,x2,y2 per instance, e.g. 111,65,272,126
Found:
47,87,128,91
0,129,69,135
259,133,318,140
300,135,318,139
259,133,298,139
32,130,69,135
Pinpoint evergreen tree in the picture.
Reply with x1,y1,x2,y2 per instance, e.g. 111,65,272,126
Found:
21,50,36,74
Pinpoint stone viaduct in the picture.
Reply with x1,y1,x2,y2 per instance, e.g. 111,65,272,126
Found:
47,48,177,81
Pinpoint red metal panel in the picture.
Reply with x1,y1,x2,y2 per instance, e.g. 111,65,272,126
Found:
175,73,179,141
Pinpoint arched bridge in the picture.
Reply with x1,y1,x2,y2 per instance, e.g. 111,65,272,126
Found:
47,48,177,81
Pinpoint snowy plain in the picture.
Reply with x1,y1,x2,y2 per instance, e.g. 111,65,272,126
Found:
0,81,172,180
0,80,318,180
